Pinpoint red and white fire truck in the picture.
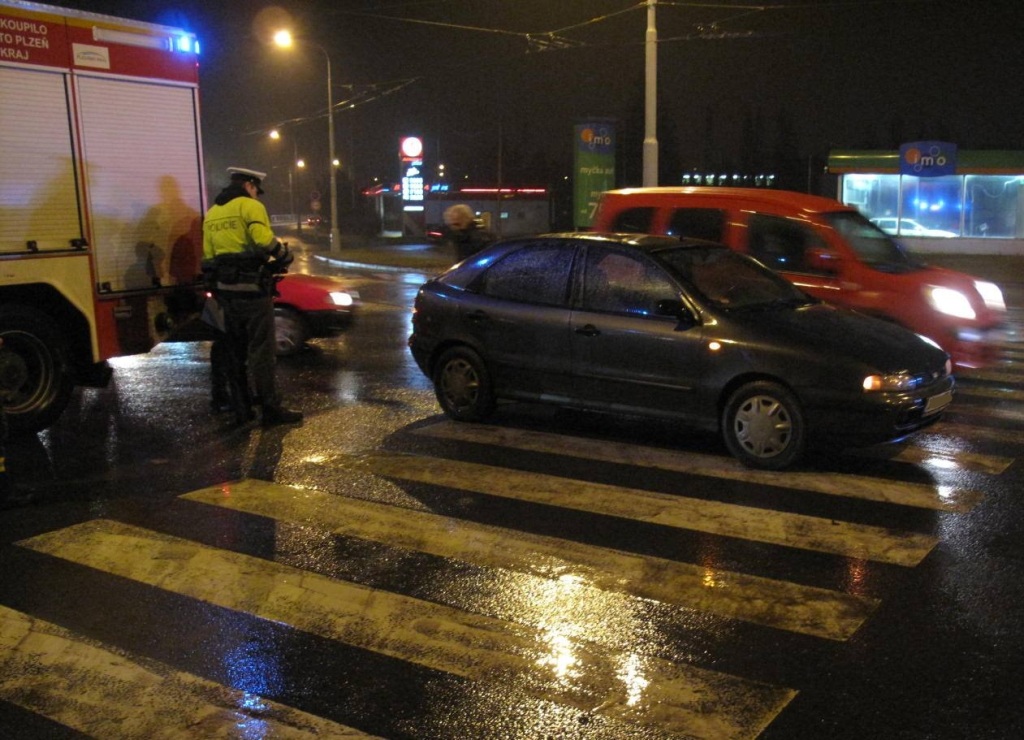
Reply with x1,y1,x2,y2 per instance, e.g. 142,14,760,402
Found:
0,0,205,432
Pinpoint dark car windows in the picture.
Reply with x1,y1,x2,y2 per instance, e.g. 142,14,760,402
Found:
666,208,726,241
826,211,918,270
478,243,573,306
747,214,829,274
581,245,678,316
609,207,656,234
659,246,808,309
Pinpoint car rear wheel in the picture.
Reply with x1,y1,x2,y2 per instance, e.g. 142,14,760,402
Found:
274,307,308,356
722,381,805,470
433,346,495,422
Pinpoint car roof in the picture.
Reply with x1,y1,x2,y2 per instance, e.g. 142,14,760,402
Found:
530,231,721,254
598,186,854,215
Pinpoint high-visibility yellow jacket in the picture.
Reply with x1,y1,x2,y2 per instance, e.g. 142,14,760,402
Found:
202,194,276,261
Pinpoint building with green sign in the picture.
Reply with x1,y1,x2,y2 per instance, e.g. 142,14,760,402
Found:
827,148,1024,255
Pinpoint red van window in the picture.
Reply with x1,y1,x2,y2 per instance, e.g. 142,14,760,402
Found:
609,207,656,233
667,208,726,242
748,214,828,274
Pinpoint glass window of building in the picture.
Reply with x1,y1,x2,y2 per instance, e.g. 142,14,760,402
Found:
964,175,1020,238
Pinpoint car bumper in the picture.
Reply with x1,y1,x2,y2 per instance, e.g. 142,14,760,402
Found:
945,323,1008,370
409,335,432,376
304,308,355,337
804,375,955,447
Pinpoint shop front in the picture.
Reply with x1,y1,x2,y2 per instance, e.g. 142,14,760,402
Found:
828,146,1024,255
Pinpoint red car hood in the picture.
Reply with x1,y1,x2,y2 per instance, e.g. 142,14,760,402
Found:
275,273,356,311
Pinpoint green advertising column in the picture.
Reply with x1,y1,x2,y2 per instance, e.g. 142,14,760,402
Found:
574,120,616,229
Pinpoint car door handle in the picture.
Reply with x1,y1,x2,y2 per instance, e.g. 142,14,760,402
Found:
575,324,600,337
466,309,488,323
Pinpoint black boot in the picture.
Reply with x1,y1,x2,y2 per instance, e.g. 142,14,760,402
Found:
261,406,303,426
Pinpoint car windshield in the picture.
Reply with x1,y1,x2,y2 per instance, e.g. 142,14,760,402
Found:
824,211,924,273
655,246,812,310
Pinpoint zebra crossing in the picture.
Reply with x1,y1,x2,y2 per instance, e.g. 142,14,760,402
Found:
2,325,1021,738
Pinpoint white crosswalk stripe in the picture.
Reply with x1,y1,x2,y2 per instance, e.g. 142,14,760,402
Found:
0,604,377,738
181,479,878,641
17,519,795,739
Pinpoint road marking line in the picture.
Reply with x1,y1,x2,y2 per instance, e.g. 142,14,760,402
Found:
0,604,374,738
183,479,878,641
953,386,1024,402
849,443,1014,475
18,520,796,740
413,421,982,513
959,368,1024,382
926,421,1024,446
353,449,938,566
948,404,1024,423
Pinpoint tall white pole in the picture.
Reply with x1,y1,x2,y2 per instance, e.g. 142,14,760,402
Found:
643,0,658,187
292,139,301,234
324,50,341,252
272,31,341,249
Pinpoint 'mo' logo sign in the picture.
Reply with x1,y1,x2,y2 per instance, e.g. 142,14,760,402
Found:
900,141,957,177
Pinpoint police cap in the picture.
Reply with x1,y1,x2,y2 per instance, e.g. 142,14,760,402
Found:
227,166,266,195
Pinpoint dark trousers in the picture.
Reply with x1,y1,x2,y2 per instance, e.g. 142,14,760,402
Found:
210,335,248,405
219,294,280,410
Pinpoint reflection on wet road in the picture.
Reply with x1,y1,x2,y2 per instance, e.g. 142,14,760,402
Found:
1,277,1022,737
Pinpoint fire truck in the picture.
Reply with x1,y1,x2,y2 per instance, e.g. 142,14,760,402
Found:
0,0,204,432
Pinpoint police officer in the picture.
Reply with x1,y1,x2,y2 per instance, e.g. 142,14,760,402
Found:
202,167,302,426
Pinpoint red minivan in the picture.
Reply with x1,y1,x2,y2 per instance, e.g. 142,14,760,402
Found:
591,187,1007,369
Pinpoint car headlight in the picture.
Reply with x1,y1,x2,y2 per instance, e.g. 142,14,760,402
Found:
924,285,975,320
974,280,1006,312
863,358,949,392
863,372,921,392
328,291,354,307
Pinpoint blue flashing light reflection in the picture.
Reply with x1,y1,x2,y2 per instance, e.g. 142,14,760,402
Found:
176,35,199,54
471,253,499,269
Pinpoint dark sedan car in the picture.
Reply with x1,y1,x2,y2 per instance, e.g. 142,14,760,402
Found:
409,233,954,469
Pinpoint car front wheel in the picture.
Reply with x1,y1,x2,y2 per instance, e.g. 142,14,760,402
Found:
274,307,308,356
722,381,805,470
433,346,495,422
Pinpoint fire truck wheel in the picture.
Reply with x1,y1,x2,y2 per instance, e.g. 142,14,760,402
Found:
0,306,74,434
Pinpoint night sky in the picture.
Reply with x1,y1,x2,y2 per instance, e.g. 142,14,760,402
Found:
39,0,1024,211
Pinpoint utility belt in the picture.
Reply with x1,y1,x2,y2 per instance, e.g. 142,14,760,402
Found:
206,255,273,297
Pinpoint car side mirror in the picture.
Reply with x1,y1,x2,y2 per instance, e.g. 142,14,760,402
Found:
806,247,841,274
656,299,697,327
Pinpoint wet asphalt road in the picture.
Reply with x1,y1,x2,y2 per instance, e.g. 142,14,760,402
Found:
1,247,1023,739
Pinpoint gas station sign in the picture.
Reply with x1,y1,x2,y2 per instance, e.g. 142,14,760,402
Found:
400,136,424,210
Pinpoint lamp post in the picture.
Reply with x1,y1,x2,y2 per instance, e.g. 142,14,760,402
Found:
643,0,658,187
269,129,302,234
274,30,341,252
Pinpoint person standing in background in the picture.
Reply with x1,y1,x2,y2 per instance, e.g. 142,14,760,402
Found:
443,204,495,262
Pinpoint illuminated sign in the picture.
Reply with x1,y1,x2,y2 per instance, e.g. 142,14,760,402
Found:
399,136,424,204
574,119,616,228
900,141,957,177
401,136,423,159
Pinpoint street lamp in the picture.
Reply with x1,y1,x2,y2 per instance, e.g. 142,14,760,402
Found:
273,29,341,252
269,129,302,234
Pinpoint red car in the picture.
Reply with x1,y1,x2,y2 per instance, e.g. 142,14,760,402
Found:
162,272,358,356
591,188,1007,369
272,272,359,355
